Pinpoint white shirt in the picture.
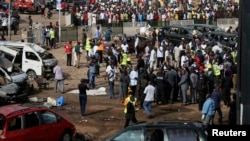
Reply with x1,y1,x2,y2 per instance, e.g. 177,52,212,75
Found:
181,55,189,67
129,70,138,86
157,46,164,58
144,85,155,101
93,45,99,54
106,65,116,81
149,49,156,61
2,18,7,26
121,43,128,53
134,37,139,48
145,46,150,56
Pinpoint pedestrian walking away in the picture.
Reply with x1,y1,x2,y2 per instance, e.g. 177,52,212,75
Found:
78,78,89,116
123,94,138,128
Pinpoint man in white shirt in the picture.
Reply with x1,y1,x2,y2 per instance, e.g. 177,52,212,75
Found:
105,61,116,99
149,47,156,71
156,45,164,68
129,66,138,97
144,44,150,67
134,34,139,56
121,42,128,53
143,81,155,118
1,16,8,35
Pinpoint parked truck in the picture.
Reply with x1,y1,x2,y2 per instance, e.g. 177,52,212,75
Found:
13,0,45,13
0,41,57,81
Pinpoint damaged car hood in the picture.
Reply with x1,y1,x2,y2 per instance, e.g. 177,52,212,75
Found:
0,57,28,83
0,83,19,97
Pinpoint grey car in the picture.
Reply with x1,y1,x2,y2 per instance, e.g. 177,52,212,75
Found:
186,24,225,33
103,121,207,141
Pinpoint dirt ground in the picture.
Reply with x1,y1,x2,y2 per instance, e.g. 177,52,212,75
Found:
34,48,230,141
11,12,230,141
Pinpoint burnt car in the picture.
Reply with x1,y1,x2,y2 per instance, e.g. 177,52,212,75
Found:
202,31,238,48
0,57,30,105
159,25,203,46
186,24,225,33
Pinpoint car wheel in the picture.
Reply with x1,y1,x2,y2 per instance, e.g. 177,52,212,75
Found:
62,131,71,141
27,70,37,81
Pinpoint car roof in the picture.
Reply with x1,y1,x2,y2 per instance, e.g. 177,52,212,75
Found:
0,104,48,117
203,31,237,36
187,24,218,28
126,121,205,129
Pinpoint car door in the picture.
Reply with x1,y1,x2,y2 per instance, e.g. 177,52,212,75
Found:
39,110,65,141
22,48,43,76
23,111,45,141
144,127,165,141
5,115,26,141
165,127,202,141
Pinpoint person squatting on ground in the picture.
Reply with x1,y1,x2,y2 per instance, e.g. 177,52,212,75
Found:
143,81,156,118
123,94,138,128
201,94,215,125
78,78,89,116
53,61,64,94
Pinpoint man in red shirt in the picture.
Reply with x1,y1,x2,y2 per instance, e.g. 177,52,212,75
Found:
65,41,72,66
61,1,66,16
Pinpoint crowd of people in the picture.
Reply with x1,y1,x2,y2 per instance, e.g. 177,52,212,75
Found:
54,0,239,126
68,0,239,26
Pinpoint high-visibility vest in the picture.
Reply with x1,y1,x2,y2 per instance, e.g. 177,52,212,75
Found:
231,52,237,64
85,40,91,51
50,30,55,39
98,41,104,51
121,53,127,65
212,64,221,76
124,95,137,114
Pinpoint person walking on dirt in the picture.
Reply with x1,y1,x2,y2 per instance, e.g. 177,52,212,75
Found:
123,94,138,128
78,78,89,116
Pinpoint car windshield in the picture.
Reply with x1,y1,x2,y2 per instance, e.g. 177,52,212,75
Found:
214,27,225,32
0,115,5,134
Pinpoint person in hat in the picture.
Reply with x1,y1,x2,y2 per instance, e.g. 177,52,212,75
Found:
78,78,89,116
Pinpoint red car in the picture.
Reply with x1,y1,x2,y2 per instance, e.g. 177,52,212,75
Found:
0,104,76,141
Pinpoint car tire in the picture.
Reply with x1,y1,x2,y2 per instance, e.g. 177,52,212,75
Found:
62,131,71,141
27,70,37,81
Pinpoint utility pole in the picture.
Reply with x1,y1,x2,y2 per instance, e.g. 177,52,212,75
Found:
56,0,61,45
8,0,11,40
237,0,250,124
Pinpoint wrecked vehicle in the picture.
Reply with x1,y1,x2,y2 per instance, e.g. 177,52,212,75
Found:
0,57,30,105
0,41,57,80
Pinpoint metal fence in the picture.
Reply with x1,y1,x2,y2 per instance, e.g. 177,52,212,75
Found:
26,18,238,45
